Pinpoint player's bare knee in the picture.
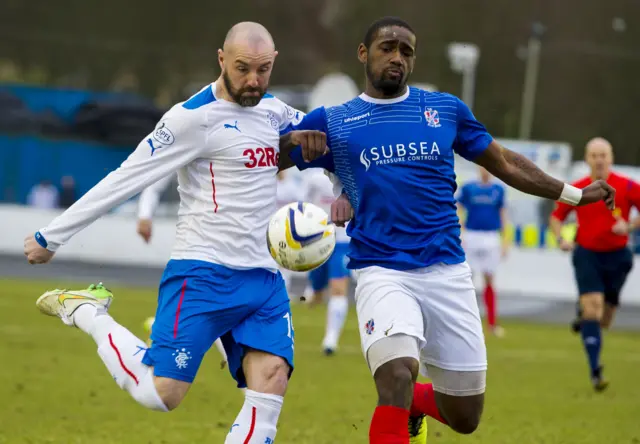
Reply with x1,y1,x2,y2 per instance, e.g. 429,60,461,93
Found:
243,350,290,396
449,413,481,434
373,358,418,408
368,335,420,407
153,376,190,411
436,392,484,434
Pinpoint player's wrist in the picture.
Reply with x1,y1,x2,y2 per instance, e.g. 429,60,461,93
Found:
558,183,582,206
35,230,59,252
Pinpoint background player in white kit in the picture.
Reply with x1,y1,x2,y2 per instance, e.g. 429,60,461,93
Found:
22,22,326,443
457,167,508,336
304,169,352,355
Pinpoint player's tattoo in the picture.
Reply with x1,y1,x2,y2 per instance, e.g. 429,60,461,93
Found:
475,142,564,200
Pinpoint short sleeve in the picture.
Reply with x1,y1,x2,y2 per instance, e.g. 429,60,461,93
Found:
293,106,328,133
287,106,334,172
453,98,493,161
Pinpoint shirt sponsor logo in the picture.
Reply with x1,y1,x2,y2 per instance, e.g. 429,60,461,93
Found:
359,141,442,171
344,112,370,123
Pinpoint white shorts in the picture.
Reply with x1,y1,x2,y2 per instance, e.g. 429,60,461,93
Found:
463,230,501,276
353,262,487,375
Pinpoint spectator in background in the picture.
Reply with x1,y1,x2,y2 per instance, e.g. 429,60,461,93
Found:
27,180,59,209
59,176,77,208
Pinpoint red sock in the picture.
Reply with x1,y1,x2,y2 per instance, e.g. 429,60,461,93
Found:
484,284,497,327
369,405,410,444
411,383,448,425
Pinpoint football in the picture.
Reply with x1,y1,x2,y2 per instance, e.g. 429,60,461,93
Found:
267,202,336,272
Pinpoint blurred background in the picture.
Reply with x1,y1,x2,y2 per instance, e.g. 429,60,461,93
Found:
1,1,640,443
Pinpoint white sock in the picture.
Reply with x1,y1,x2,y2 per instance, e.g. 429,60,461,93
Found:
74,305,167,412
322,296,348,350
214,338,228,360
225,389,283,443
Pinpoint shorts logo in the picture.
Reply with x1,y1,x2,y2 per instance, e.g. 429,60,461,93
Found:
424,108,441,128
365,318,375,335
173,348,192,369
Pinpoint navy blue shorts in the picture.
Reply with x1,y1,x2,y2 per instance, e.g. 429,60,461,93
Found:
572,246,633,306
142,260,294,387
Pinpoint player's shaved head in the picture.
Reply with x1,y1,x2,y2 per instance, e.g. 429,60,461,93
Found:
217,22,278,107
223,22,275,54
585,137,613,179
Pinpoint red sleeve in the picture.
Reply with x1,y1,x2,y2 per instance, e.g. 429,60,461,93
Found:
551,201,573,222
627,179,640,209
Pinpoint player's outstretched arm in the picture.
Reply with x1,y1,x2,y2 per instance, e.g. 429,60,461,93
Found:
473,141,616,209
24,111,207,264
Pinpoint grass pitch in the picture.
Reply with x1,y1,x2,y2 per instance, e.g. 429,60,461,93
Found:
1,278,638,443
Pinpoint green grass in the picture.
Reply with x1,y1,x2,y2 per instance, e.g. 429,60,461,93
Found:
1,277,639,443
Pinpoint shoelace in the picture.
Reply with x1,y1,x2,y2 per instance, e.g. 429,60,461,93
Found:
408,415,425,436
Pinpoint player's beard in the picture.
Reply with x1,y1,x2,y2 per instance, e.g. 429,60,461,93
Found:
366,61,406,97
222,70,266,107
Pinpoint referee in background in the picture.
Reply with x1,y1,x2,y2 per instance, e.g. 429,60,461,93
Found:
550,137,640,391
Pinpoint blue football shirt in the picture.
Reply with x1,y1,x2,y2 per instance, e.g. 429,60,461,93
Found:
456,181,505,231
289,87,493,270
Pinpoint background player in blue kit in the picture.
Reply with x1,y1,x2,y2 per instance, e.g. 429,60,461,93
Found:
281,16,615,444
457,167,508,337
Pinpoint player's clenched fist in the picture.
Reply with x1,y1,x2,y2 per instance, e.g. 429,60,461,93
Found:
579,180,616,209
289,130,328,162
24,233,55,264
331,193,354,227
137,219,153,243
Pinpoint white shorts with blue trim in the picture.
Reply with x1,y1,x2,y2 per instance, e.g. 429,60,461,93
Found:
463,229,502,276
353,262,487,376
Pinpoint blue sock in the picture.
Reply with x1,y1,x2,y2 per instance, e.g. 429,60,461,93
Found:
580,320,602,377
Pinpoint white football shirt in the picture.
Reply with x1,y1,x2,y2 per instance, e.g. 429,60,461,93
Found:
39,82,304,272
